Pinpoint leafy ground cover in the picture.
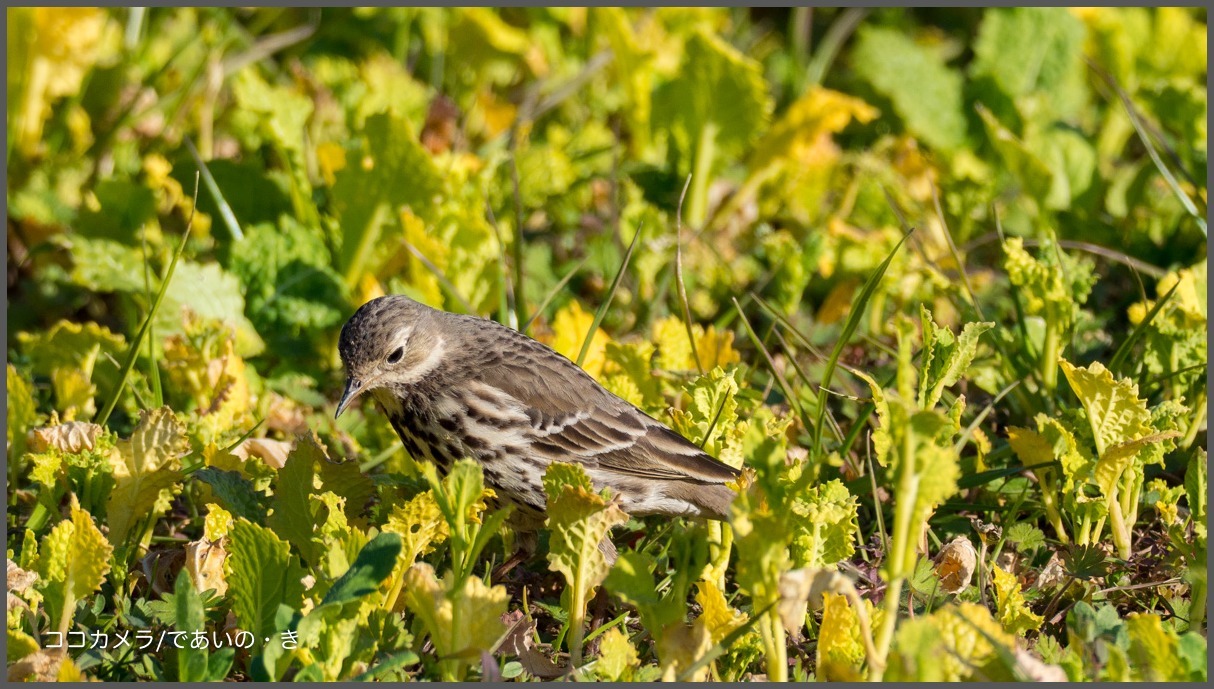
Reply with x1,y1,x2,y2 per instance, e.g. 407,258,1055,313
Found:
6,7,1207,682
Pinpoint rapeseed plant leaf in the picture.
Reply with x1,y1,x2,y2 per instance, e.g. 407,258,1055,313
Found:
36,497,112,636
227,519,306,646
106,407,187,547
989,564,1043,636
402,562,510,681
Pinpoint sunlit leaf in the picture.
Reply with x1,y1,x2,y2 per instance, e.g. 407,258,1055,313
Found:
106,407,188,547
989,565,1043,636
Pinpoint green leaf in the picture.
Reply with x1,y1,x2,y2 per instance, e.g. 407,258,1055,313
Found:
321,532,402,607
605,551,684,636
292,593,363,681
331,112,444,287
230,67,314,158
162,261,265,357
978,107,1054,202
851,25,967,150
227,218,347,345
61,235,147,293
668,367,740,459
1002,236,1096,328
318,455,375,522
267,435,324,564
595,7,656,155
174,570,208,682
1004,523,1046,553
423,459,502,581
1031,124,1097,208
653,28,771,225
919,306,995,409
972,8,1087,117
227,519,306,647
74,179,157,242
192,468,267,523
1184,449,1207,526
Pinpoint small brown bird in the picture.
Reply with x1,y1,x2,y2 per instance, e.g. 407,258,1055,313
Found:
335,295,740,537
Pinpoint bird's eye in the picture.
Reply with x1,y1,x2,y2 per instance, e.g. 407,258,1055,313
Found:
387,347,405,364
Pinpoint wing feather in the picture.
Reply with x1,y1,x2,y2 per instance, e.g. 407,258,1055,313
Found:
469,324,740,485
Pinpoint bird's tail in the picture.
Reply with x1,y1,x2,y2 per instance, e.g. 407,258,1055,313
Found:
667,481,738,521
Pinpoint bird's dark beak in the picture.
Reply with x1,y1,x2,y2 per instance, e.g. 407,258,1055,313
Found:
335,377,365,419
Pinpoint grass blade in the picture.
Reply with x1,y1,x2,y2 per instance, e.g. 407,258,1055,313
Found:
184,136,243,241
674,174,704,375
1088,58,1206,236
731,297,811,435
522,255,590,335
401,240,475,315
811,229,913,460
140,234,163,408
1108,277,1180,375
804,8,868,88
484,199,517,328
575,220,643,368
96,174,200,426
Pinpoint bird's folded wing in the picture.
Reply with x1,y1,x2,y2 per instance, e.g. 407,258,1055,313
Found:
479,327,740,484
528,404,740,484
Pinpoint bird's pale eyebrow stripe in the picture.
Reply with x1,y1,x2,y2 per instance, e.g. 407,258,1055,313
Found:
391,326,414,350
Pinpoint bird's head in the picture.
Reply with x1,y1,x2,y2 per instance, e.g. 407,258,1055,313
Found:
335,295,446,418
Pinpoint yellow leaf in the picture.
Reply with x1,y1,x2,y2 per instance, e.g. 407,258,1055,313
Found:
1007,426,1054,467
695,578,748,645
935,603,1014,680
383,490,450,568
402,562,510,679
1059,360,1154,495
37,498,113,635
474,88,517,138
106,407,188,547
749,87,879,173
316,141,347,187
10,8,115,157
543,463,629,666
989,565,1043,636
817,592,866,681
544,464,628,596
595,626,640,681
6,628,40,664
817,276,861,325
656,619,713,681
203,503,233,541
399,208,446,308
652,315,694,372
356,271,386,307
162,316,253,444
1126,613,1187,682
544,300,611,379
